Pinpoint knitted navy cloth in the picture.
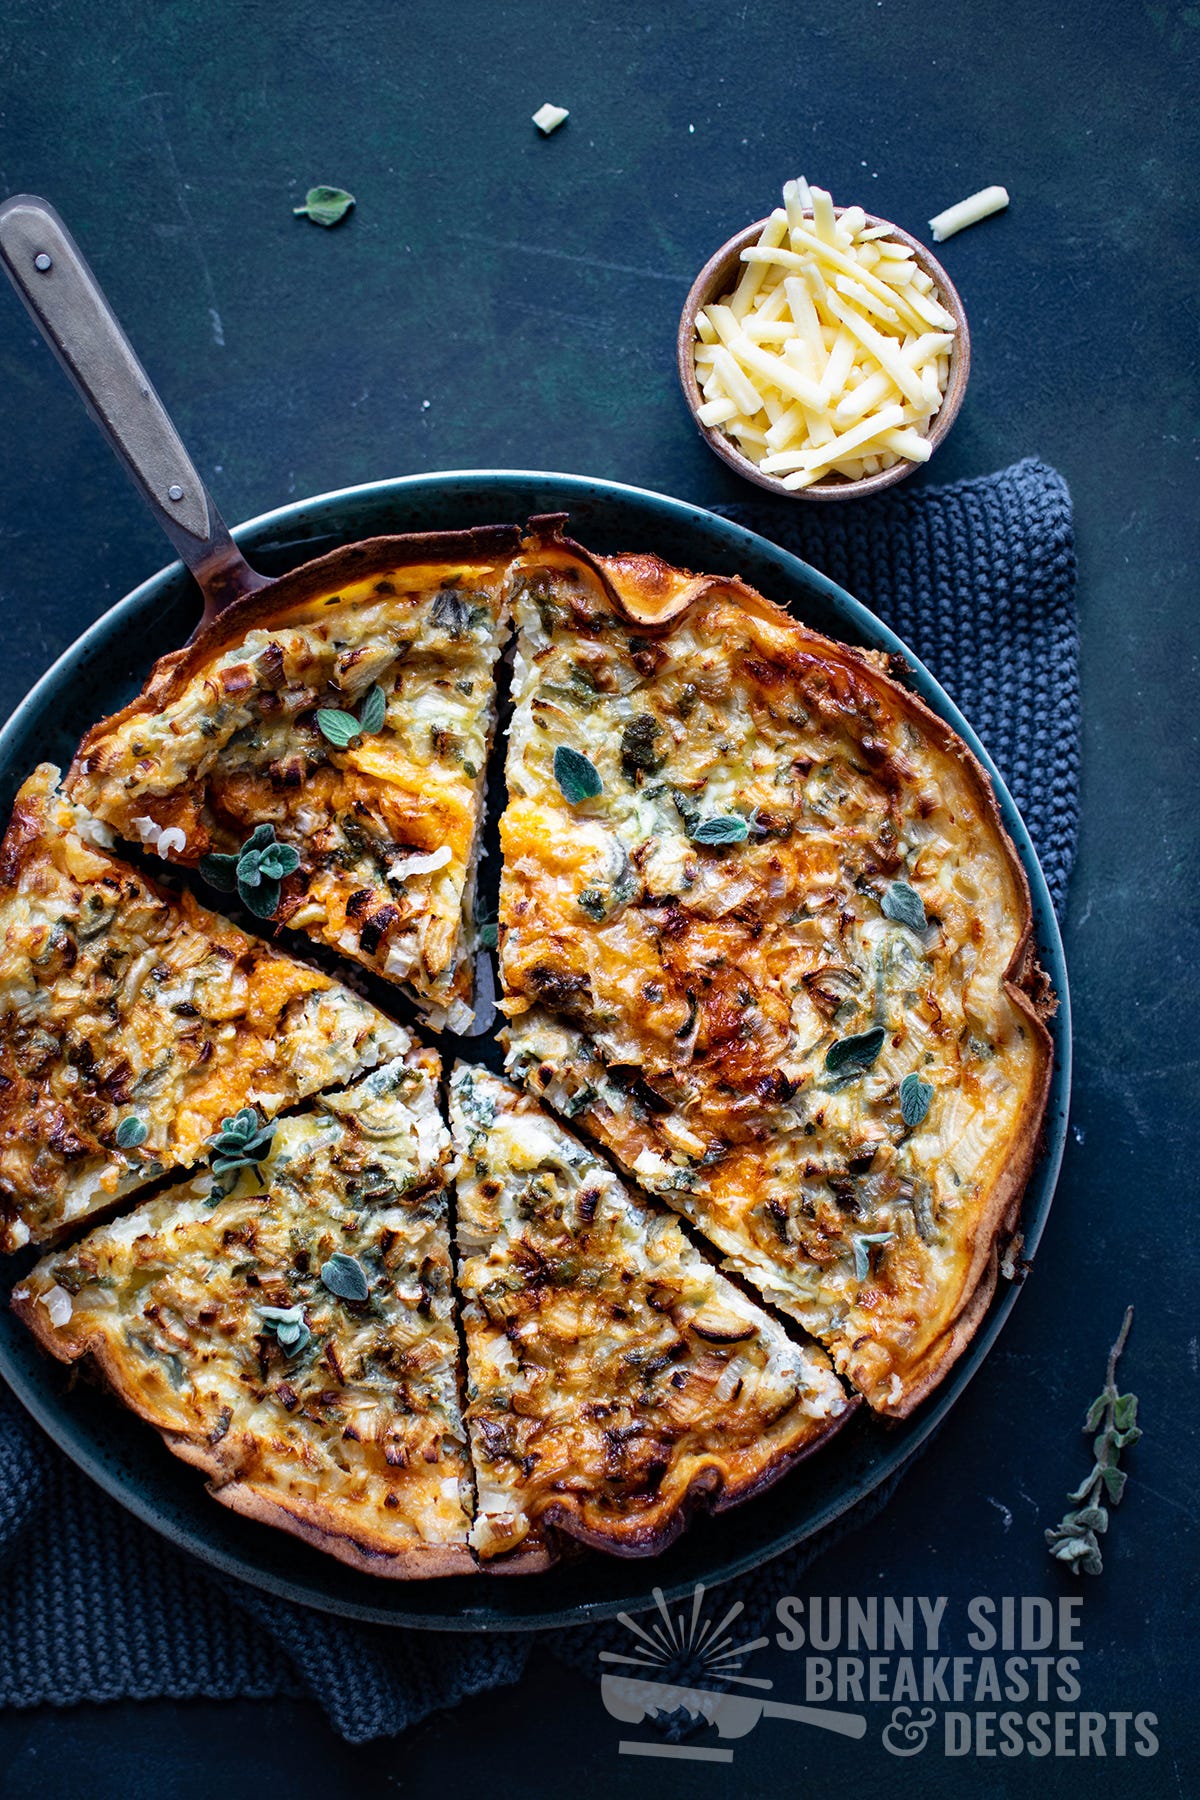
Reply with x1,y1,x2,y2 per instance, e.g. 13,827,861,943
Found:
0,458,1078,1742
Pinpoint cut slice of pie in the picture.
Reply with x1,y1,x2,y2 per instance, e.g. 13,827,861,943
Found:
498,520,1053,1417
448,1063,851,1570
0,764,410,1250
67,527,520,1029
13,1050,474,1577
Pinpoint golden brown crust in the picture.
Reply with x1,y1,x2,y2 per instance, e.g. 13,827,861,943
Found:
71,526,522,756
501,526,1054,1418
450,1066,855,1563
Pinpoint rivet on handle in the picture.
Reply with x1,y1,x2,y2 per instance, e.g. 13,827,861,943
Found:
167,484,185,501
33,252,52,272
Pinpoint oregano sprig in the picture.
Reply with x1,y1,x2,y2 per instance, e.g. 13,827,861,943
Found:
259,1303,312,1356
206,1107,276,1175
316,682,387,750
199,823,301,918
1045,1306,1140,1576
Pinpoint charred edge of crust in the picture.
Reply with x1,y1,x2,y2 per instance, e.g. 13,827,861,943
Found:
512,530,1057,1421
527,1391,859,1559
67,525,524,781
12,1290,474,1577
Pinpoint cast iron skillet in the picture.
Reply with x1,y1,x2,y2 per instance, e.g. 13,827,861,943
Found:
0,465,1071,1631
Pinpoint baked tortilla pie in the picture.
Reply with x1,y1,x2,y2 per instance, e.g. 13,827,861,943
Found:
67,528,519,1030
0,764,408,1250
449,1064,851,1569
498,520,1053,1417
13,1050,473,1577
2,516,1056,1577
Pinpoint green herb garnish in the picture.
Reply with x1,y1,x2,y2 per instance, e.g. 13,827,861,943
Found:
114,1115,148,1150
853,1232,894,1282
199,823,301,919
207,1107,275,1176
292,185,355,228
477,919,499,950
689,815,750,846
899,1072,934,1127
1045,1307,1139,1576
881,881,927,933
825,1026,887,1074
316,682,387,750
259,1303,311,1356
320,1251,370,1303
553,745,602,804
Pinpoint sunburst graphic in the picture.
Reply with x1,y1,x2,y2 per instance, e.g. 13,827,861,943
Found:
599,1583,773,1692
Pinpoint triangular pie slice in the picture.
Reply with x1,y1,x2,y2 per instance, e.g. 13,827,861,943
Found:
67,528,520,1029
497,520,1053,1417
448,1064,851,1569
0,765,410,1250
13,1050,473,1577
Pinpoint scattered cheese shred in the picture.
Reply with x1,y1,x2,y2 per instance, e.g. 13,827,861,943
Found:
928,185,1009,242
531,102,569,135
691,178,956,487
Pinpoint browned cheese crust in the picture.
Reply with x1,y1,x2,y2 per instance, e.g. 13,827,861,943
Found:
12,1053,475,1577
0,764,408,1250
66,529,521,1027
450,1064,853,1566
499,521,1053,1416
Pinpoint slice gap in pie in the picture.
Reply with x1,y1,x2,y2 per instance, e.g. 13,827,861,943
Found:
0,764,410,1250
13,1049,474,1577
497,519,1054,1418
448,1063,852,1571
67,528,521,1030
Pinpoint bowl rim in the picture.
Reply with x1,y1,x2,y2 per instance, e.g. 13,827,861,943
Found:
677,207,972,501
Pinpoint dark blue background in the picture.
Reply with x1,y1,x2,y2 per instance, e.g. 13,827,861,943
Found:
0,1,1196,1794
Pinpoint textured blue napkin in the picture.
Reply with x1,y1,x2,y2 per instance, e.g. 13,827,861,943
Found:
0,458,1078,1742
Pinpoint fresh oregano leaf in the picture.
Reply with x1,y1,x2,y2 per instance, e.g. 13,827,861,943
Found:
239,873,281,918
207,1108,275,1175
115,1115,148,1149
256,841,301,882
553,745,602,804
293,185,355,228
689,815,750,846
825,1026,887,1074
899,1072,934,1127
853,1231,894,1282
881,880,927,933
316,708,361,749
357,684,387,735
199,852,239,892
259,1303,311,1355
477,920,499,950
320,1251,370,1303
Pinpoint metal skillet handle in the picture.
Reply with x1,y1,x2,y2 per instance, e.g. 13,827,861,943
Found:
0,194,267,628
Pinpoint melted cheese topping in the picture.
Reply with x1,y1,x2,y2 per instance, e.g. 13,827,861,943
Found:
68,558,512,1020
498,547,1050,1414
450,1065,846,1562
0,765,408,1248
16,1054,472,1566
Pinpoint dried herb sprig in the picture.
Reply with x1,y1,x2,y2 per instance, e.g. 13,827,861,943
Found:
1045,1306,1139,1576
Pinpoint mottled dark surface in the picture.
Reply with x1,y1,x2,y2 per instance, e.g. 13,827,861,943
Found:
0,0,1196,1794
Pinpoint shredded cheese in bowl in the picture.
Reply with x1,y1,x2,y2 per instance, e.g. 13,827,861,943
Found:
685,178,964,494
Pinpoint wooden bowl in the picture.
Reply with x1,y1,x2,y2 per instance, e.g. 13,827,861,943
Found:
677,210,971,501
